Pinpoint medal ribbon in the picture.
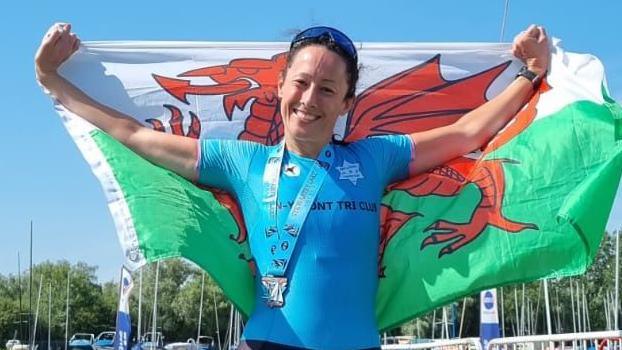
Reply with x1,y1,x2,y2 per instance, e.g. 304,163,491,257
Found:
262,142,335,277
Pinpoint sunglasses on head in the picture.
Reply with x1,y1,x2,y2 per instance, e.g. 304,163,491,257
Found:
290,26,358,64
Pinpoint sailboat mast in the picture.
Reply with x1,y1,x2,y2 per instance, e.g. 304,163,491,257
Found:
64,269,70,350
514,287,519,336
197,273,205,341
18,252,23,342
543,279,552,335
226,306,233,349
521,284,526,336
138,268,143,341
151,261,160,350
616,231,620,329
213,290,221,350
32,275,43,345
570,279,576,332
29,221,33,350
576,281,582,332
583,284,590,331
499,0,510,42
500,287,505,337
48,282,51,350
459,298,466,338
431,309,436,340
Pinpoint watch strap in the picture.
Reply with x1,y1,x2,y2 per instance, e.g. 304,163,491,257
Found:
516,66,542,88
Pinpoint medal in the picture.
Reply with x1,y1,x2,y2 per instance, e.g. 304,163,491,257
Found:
261,275,288,308
259,143,334,307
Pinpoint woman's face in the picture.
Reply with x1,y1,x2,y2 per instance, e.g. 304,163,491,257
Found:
278,45,353,149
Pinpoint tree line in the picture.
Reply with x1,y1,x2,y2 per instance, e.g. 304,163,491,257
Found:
0,230,619,345
0,260,231,345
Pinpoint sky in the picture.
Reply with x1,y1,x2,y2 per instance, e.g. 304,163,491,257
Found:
1,0,621,284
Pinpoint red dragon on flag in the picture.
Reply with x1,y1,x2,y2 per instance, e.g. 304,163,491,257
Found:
148,52,543,277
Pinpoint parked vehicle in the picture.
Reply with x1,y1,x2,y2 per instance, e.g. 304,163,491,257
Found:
94,331,116,350
69,333,95,350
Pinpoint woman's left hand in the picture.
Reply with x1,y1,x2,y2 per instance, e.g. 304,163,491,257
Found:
512,25,550,78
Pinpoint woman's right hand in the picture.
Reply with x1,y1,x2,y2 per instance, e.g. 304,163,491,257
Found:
33,23,199,181
35,23,80,83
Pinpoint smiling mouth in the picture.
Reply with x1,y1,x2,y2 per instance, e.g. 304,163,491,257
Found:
293,108,321,123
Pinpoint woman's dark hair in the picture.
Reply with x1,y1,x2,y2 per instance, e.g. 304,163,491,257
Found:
284,36,360,99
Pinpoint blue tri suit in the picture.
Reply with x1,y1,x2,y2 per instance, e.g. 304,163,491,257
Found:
197,135,413,350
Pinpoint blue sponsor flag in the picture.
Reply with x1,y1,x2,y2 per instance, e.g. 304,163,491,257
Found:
480,289,500,348
114,267,134,350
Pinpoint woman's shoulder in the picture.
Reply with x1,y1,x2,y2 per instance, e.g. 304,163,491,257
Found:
337,134,412,151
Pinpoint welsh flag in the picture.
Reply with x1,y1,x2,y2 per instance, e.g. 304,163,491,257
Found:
48,40,622,330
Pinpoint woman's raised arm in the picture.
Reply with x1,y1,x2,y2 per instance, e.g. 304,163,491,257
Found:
409,25,550,175
35,23,199,181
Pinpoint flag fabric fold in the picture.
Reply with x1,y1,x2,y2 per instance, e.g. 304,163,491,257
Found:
49,40,622,330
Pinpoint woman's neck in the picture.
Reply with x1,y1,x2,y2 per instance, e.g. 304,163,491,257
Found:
284,135,329,159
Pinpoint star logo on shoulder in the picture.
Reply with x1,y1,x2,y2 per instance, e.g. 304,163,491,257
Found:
336,160,364,185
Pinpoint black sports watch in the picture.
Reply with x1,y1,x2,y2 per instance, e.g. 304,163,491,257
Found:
515,66,542,88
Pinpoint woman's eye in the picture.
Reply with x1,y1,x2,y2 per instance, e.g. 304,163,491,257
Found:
293,79,307,86
321,87,335,95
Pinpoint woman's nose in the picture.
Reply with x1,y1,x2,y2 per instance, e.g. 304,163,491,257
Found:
300,84,319,108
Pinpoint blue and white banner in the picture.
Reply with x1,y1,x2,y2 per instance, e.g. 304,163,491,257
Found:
114,267,134,350
480,289,500,348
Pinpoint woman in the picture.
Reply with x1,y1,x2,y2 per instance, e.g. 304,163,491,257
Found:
36,23,549,350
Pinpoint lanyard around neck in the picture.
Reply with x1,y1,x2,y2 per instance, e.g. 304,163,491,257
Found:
261,142,335,277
